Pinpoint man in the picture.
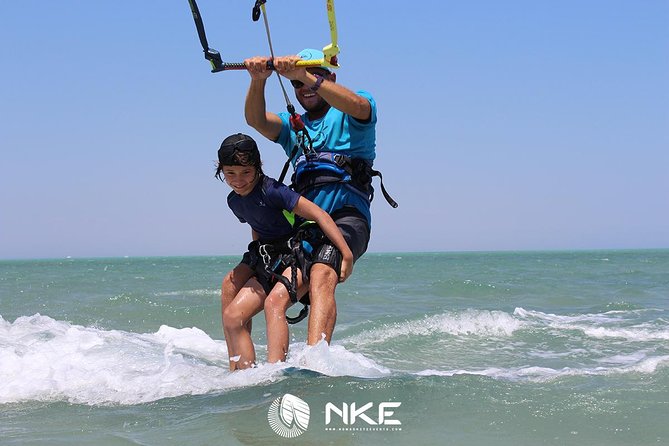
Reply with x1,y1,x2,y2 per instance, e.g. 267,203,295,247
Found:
243,48,378,348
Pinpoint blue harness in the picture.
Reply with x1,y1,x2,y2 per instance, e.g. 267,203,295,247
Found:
291,151,398,208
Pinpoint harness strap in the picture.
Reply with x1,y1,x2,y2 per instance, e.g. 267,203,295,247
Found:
286,235,309,324
257,235,310,325
278,144,300,184
368,167,399,208
278,112,313,184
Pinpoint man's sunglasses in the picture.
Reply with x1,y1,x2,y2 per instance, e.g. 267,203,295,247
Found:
290,71,330,89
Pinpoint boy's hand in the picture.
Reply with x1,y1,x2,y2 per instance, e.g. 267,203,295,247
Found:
339,255,353,283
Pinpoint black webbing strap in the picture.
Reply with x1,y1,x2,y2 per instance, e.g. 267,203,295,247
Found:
369,167,399,208
278,105,313,185
260,239,309,325
278,145,301,184
186,0,226,72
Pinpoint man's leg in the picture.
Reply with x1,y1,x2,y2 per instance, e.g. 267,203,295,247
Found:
306,263,338,344
305,208,370,345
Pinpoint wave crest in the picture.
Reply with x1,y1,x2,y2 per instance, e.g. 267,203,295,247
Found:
343,309,525,346
0,314,387,406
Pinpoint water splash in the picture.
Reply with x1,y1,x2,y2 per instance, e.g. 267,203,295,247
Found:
0,314,388,406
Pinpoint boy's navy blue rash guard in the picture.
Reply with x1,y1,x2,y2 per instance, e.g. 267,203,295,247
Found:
227,176,301,241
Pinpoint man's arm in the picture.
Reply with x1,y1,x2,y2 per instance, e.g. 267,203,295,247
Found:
244,77,284,141
303,71,371,121
244,57,284,141
273,56,371,121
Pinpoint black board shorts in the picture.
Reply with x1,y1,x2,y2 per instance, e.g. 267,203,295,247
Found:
301,206,370,279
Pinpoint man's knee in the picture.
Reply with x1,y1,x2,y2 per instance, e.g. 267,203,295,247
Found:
309,263,338,304
310,263,338,286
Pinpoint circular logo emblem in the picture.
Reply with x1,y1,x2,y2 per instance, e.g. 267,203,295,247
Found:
267,393,310,438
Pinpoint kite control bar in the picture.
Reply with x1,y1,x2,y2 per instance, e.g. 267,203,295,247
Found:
187,0,339,73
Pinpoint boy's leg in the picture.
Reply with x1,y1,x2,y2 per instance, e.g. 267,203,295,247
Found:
221,263,254,361
264,267,308,363
223,277,265,371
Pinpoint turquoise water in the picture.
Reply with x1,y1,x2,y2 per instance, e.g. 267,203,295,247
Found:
1,250,668,445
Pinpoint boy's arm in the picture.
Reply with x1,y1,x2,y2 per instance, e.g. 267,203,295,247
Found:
292,197,354,282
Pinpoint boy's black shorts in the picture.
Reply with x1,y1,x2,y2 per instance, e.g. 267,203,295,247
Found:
240,241,293,296
238,206,370,294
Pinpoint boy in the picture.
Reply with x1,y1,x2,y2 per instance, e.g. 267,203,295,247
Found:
216,133,353,370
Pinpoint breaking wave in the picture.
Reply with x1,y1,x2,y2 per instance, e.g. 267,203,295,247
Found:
0,314,387,406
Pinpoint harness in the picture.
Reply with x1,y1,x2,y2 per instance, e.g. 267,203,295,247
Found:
251,226,316,325
291,152,399,208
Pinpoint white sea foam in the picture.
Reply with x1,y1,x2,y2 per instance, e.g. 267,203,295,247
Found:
343,310,525,346
287,340,390,377
415,355,669,382
153,289,219,297
0,314,388,406
596,351,648,365
513,307,622,325
580,326,669,340
514,307,669,341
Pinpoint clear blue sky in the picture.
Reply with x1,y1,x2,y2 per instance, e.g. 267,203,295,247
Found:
1,1,668,259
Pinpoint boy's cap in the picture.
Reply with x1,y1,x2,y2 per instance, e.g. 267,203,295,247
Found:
218,133,259,165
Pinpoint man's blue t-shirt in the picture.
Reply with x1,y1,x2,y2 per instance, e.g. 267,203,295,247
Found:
227,176,300,242
275,90,377,225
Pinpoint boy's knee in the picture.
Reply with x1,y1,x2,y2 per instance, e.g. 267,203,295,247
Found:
264,293,281,312
222,265,253,295
264,289,292,315
221,271,242,309
222,306,243,330
222,271,235,292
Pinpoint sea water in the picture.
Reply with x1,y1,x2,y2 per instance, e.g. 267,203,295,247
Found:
1,250,667,445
